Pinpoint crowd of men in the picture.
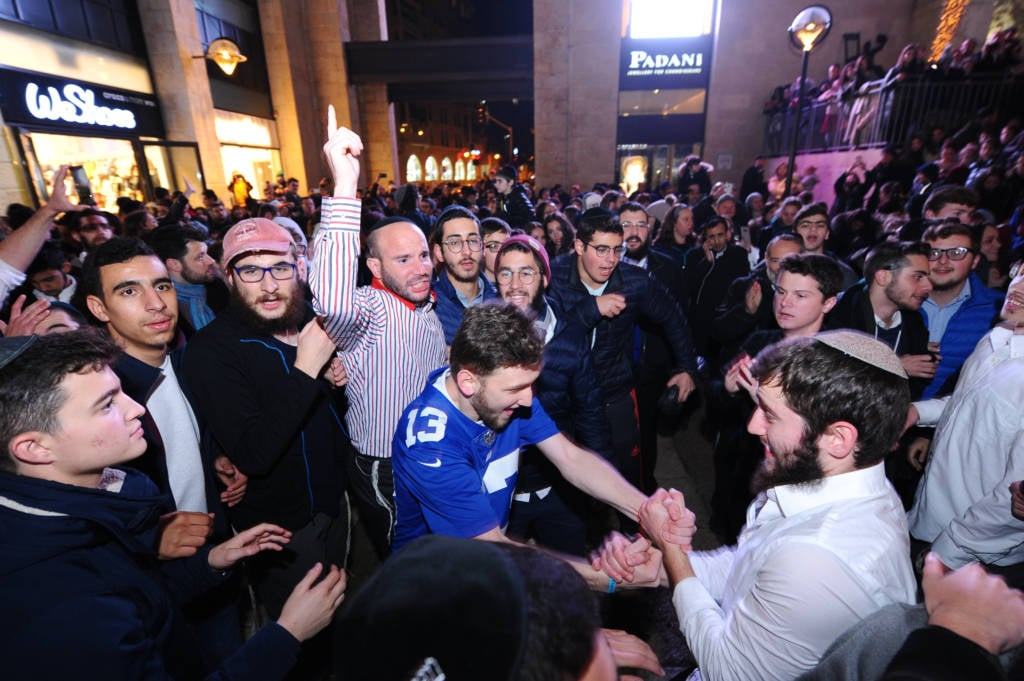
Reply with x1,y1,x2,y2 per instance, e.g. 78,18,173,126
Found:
2,90,1024,681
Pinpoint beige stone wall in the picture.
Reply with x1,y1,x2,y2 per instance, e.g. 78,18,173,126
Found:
137,0,227,195
343,0,398,187
534,0,621,188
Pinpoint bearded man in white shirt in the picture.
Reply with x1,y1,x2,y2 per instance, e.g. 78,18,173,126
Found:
600,330,918,681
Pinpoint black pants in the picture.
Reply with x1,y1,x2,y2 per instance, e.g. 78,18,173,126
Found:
345,447,395,561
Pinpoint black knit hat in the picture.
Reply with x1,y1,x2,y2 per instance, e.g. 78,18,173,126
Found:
334,535,528,681
496,166,518,182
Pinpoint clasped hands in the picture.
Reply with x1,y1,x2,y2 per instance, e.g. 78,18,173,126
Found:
590,488,696,587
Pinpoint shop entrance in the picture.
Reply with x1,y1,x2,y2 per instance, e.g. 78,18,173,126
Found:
15,129,202,212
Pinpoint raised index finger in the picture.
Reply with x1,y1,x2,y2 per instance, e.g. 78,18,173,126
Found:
327,105,338,138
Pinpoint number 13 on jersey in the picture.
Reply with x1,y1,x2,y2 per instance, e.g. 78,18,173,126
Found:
404,407,448,447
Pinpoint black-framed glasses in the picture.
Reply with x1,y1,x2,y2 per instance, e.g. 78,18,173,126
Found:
582,242,625,259
927,246,975,262
233,263,298,283
496,267,539,285
441,237,483,253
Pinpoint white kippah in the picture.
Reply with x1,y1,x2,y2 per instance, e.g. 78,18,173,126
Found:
814,330,908,378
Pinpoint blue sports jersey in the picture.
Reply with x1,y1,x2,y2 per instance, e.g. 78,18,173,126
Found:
391,367,560,552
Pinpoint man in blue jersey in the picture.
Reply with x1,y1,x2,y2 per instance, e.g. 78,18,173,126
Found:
391,302,694,590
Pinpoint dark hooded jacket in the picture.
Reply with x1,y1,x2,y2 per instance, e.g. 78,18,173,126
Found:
0,468,300,680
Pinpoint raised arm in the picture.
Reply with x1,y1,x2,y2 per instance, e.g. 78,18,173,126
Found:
0,166,82,307
310,105,370,349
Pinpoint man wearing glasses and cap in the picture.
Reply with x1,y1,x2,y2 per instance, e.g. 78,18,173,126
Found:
183,217,350,656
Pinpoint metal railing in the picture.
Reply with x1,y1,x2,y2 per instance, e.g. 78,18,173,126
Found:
763,75,1024,155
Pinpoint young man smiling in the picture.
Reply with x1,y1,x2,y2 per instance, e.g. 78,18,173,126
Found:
391,303,696,591
610,331,917,681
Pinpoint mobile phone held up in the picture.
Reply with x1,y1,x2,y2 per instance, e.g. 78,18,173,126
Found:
68,165,96,206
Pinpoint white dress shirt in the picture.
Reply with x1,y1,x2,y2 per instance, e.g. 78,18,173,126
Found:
908,325,1024,567
675,463,916,681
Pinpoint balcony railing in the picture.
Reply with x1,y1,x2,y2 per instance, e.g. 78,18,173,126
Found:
763,75,1024,155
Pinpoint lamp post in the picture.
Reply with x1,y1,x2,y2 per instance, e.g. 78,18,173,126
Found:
784,5,832,197
195,37,248,76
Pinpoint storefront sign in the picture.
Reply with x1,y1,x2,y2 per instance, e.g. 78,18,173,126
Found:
619,36,713,90
0,68,164,137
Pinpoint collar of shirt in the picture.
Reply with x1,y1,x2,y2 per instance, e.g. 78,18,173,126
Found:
873,309,902,330
622,254,649,269
922,277,972,313
97,467,127,493
756,463,889,522
454,274,488,308
371,276,436,311
988,324,1024,359
534,303,557,345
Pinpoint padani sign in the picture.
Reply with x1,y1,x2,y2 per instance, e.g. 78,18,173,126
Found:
0,68,165,138
619,35,713,91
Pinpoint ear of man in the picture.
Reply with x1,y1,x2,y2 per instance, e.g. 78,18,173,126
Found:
85,295,110,324
817,420,860,473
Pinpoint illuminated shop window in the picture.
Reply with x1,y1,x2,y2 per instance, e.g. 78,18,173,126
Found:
454,160,466,180
406,155,423,182
441,157,454,181
425,156,439,182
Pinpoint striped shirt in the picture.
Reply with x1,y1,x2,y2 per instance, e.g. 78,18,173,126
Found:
311,197,448,459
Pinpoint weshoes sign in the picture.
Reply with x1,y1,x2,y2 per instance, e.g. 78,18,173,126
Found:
0,67,164,138
25,82,137,129
619,35,713,90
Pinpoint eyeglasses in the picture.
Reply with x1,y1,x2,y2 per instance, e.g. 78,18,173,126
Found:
497,267,539,285
582,242,625,259
484,241,506,253
233,263,298,283
441,237,483,253
620,221,649,229
927,246,975,261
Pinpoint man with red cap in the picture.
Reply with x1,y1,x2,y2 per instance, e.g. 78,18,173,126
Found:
183,216,350,669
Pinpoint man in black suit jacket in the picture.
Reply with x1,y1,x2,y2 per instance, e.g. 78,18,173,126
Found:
619,202,691,492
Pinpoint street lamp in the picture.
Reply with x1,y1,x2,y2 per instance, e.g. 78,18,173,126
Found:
203,37,248,76
784,5,832,197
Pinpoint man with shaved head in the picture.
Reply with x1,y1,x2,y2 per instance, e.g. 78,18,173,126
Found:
311,106,448,559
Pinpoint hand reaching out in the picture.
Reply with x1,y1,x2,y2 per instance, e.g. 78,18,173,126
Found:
207,523,292,570
724,353,755,397
277,562,347,642
1,295,50,337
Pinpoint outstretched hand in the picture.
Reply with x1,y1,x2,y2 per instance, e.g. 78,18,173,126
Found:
323,105,362,198
207,523,291,570
277,562,347,642
1,295,50,337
